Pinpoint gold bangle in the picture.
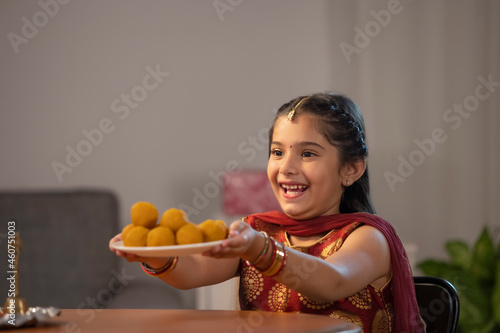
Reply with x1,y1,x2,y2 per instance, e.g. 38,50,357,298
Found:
254,236,277,272
246,231,269,266
273,243,288,277
261,240,286,277
141,256,178,277
262,251,282,276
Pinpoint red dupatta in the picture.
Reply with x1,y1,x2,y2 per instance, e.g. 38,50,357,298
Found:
246,210,425,333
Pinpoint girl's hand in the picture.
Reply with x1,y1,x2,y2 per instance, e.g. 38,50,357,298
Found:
109,233,170,268
203,220,263,262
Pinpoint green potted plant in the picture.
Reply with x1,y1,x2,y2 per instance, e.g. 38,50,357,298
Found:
417,226,500,333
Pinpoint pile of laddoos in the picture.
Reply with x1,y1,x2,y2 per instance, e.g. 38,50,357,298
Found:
122,202,229,247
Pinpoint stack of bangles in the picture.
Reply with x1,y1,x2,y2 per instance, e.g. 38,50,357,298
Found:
141,256,178,277
247,231,287,277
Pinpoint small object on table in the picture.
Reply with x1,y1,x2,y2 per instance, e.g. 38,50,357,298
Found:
0,306,61,329
1,232,61,329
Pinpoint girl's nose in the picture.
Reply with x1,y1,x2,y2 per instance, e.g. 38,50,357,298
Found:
279,153,298,175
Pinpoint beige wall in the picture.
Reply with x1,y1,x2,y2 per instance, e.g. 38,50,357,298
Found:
1,0,499,269
0,0,335,223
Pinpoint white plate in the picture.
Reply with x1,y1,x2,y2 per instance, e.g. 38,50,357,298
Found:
112,240,224,257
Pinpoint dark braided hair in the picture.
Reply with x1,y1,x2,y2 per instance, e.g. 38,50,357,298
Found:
268,92,375,214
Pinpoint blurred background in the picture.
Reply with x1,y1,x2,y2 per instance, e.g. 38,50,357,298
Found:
0,0,498,311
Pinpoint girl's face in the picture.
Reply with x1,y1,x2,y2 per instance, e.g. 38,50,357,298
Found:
268,114,345,220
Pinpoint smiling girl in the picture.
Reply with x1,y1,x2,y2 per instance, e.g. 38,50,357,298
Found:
110,92,425,333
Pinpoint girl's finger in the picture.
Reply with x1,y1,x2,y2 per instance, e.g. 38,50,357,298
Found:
228,220,247,235
221,230,246,248
109,233,123,252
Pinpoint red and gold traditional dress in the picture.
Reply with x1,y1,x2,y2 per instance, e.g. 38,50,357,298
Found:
238,211,425,333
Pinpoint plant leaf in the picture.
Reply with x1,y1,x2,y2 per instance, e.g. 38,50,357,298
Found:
493,261,500,326
448,267,491,329
417,259,451,277
460,320,496,333
470,226,496,283
446,240,471,269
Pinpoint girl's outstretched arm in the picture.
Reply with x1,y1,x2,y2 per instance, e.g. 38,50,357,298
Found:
109,233,240,289
205,221,391,303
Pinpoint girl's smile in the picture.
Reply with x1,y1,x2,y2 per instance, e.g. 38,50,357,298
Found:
280,182,309,199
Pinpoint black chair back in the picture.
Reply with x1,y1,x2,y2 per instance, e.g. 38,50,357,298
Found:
413,276,460,333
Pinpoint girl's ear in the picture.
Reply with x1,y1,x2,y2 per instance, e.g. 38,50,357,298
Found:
341,158,366,187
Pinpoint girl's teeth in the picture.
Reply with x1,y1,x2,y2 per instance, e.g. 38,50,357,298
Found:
282,184,307,193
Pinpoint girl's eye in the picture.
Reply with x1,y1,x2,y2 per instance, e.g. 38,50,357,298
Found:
271,149,283,157
302,151,316,158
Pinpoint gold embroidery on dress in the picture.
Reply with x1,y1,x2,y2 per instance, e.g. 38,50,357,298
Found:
330,310,363,328
372,309,392,333
298,293,333,310
320,241,338,258
241,266,264,303
348,288,372,310
268,283,289,312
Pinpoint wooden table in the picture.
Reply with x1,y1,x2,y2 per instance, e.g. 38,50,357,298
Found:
15,309,361,333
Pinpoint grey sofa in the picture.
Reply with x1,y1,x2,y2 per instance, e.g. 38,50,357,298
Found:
0,190,120,309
